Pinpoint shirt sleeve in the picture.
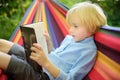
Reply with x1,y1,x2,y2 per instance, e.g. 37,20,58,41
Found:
55,47,97,80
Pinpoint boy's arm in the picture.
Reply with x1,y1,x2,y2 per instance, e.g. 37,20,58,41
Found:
44,60,60,78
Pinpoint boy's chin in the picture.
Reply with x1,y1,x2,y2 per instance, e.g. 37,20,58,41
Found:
73,39,80,42
74,38,86,42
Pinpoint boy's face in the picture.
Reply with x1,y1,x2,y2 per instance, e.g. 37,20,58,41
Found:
69,16,91,42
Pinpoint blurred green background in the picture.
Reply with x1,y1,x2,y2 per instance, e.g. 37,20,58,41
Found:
59,0,120,27
0,0,120,40
0,0,32,40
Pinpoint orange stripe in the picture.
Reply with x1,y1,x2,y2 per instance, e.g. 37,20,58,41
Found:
93,51,120,80
97,51,120,73
12,30,21,43
23,1,38,24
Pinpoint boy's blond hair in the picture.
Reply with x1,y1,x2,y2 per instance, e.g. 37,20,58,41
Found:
66,1,107,34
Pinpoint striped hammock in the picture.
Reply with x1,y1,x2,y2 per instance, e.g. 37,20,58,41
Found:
0,0,120,80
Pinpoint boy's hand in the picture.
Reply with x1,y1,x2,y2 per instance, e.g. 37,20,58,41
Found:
30,43,60,78
30,43,49,67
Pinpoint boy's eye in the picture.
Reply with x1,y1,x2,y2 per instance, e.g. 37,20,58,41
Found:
74,25,78,28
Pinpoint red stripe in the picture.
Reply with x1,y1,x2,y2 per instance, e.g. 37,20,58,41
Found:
46,1,69,37
0,69,7,80
95,32,120,52
88,68,105,80
51,1,67,16
0,69,2,74
17,37,23,46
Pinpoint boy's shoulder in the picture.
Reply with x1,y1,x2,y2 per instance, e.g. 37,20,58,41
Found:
63,35,73,42
65,35,73,39
60,35,73,45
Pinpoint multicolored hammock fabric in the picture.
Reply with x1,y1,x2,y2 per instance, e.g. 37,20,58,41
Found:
0,0,120,80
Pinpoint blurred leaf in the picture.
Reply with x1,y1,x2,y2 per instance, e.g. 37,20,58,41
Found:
0,0,32,40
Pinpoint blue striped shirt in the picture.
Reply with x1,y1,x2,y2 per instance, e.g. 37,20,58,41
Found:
45,35,97,80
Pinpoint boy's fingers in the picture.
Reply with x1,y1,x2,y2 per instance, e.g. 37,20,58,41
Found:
30,52,37,57
30,47,39,52
30,55,36,61
32,43,42,50
43,31,49,37
44,30,48,35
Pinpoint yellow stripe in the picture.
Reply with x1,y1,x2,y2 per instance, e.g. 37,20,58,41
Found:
23,1,38,24
33,5,39,22
38,4,42,22
34,4,42,22
41,2,48,32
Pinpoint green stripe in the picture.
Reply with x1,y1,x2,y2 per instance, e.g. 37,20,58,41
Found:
99,29,120,37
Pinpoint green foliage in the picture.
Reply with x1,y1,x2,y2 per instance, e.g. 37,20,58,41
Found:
58,0,85,8
59,0,120,27
0,0,32,40
95,0,120,27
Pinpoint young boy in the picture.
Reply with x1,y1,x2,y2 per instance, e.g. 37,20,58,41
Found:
0,1,107,80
